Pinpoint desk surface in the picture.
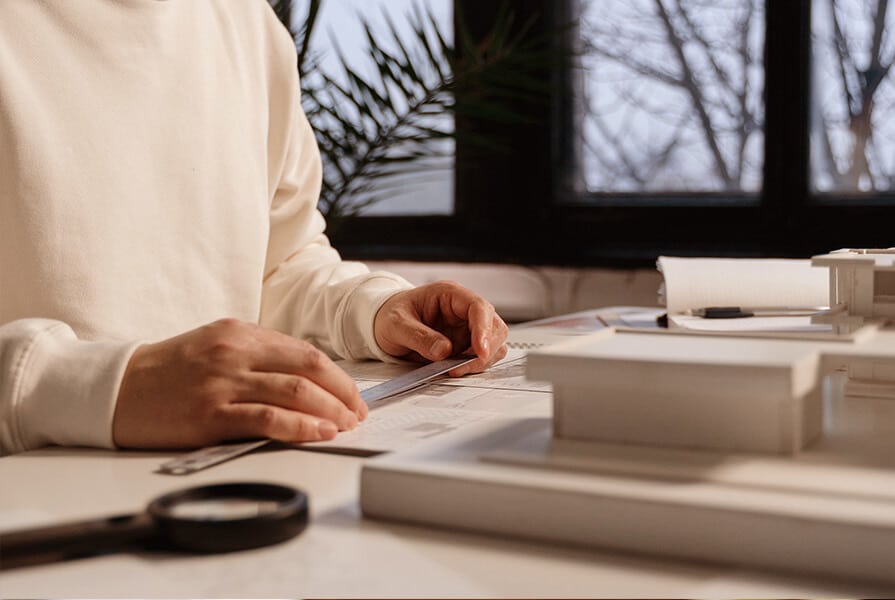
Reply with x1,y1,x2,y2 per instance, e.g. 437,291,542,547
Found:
3,310,895,597
2,423,894,597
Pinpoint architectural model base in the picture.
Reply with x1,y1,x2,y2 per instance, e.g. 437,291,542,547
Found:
361,393,895,584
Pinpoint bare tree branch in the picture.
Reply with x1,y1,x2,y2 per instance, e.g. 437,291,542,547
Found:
653,0,733,186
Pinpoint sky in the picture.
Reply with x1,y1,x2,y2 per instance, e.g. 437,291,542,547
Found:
292,0,455,215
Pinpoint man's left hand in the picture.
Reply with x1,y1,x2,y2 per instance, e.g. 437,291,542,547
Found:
373,281,509,377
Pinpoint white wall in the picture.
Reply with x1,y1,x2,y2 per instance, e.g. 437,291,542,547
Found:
366,261,663,323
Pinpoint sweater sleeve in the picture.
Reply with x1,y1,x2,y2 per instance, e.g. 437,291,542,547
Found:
258,25,413,362
0,319,141,456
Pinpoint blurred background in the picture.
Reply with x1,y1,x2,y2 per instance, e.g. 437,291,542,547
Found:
268,0,895,320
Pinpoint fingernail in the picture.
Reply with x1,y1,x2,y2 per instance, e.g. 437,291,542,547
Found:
481,337,490,355
357,405,368,421
318,420,338,439
344,412,358,430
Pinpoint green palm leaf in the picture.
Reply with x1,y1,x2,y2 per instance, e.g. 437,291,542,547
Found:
273,0,561,221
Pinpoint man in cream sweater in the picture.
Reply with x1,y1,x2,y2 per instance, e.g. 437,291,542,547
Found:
0,1,508,455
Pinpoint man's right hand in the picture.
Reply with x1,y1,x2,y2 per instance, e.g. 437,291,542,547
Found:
112,319,366,449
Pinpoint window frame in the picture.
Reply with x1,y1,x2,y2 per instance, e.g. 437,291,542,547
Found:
327,0,895,268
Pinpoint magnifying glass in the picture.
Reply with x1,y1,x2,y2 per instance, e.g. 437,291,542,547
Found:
0,482,308,569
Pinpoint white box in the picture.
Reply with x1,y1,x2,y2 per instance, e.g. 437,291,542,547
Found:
526,330,824,454
361,412,895,585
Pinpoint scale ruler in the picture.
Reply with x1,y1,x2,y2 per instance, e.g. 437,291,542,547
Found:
157,439,271,475
158,357,475,475
360,356,474,404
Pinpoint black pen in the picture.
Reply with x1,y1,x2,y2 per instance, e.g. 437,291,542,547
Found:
688,306,828,319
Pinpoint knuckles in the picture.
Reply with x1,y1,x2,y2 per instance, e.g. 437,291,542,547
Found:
290,376,309,398
301,345,326,371
195,319,255,363
205,317,253,338
249,405,281,433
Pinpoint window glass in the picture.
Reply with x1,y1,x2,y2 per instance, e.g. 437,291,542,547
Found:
292,0,454,216
576,0,765,197
811,0,895,194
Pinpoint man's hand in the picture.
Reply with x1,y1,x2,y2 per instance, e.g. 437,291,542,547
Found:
373,281,509,377
113,319,366,449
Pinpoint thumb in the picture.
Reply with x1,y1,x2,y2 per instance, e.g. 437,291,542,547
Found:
424,334,453,361
399,321,453,361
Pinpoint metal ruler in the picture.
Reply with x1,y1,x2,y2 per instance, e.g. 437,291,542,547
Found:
360,356,473,404
158,357,474,475
157,439,271,475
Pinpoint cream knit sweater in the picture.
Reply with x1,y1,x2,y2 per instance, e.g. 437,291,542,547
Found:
0,0,412,454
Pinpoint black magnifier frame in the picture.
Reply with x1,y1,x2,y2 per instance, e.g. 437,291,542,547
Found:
0,482,308,570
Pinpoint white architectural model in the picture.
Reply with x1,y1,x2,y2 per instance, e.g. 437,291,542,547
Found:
813,248,895,323
811,249,895,393
361,249,895,585
527,329,826,454
525,249,895,455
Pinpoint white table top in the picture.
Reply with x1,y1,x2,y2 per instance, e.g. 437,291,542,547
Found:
2,431,893,597
4,312,895,597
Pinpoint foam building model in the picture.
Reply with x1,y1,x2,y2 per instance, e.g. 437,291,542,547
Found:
813,248,895,324
812,248,895,395
526,249,895,455
361,249,895,585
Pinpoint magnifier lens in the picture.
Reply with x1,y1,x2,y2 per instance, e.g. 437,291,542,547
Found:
166,498,283,521
148,483,308,553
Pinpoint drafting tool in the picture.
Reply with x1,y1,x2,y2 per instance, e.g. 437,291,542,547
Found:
158,439,271,475
158,357,476,475
0,482,308,569
360,356,474,404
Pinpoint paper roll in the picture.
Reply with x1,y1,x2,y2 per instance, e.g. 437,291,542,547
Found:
658,257,830,314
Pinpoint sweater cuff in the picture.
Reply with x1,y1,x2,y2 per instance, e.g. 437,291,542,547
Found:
338,272,413,362
17,324,142,451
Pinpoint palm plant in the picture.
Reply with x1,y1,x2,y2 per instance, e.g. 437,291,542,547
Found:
270,0,557,222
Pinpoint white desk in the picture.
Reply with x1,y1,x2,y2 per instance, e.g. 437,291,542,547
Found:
2,407,894,597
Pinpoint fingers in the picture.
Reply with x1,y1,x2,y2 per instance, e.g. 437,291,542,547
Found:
449,311,509,376
383,313,454,362
219,403,341,443
114,319,373,450
240,372,360,430
450,341,509,377
247,329,367,420
429,281,506,365
374,281,509,371
467,299,496,359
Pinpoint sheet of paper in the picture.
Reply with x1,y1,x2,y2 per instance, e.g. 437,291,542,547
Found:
507,307,665,349
669,314,834,333
658,257,829,314
304,383,549,454
437,349,552,393
337,349,549,392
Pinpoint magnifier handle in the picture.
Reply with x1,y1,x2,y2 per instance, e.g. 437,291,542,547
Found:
0,512,156,569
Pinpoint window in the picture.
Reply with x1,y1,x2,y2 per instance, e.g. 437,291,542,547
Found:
292,0,454,217
578,0,765,196
285,1,895,266
811,0,895,195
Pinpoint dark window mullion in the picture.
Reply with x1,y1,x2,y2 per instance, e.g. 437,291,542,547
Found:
453,0,556,261
762,0,811,251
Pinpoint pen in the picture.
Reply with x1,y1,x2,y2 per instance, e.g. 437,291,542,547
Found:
688,306,828,319
847,248,895,254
